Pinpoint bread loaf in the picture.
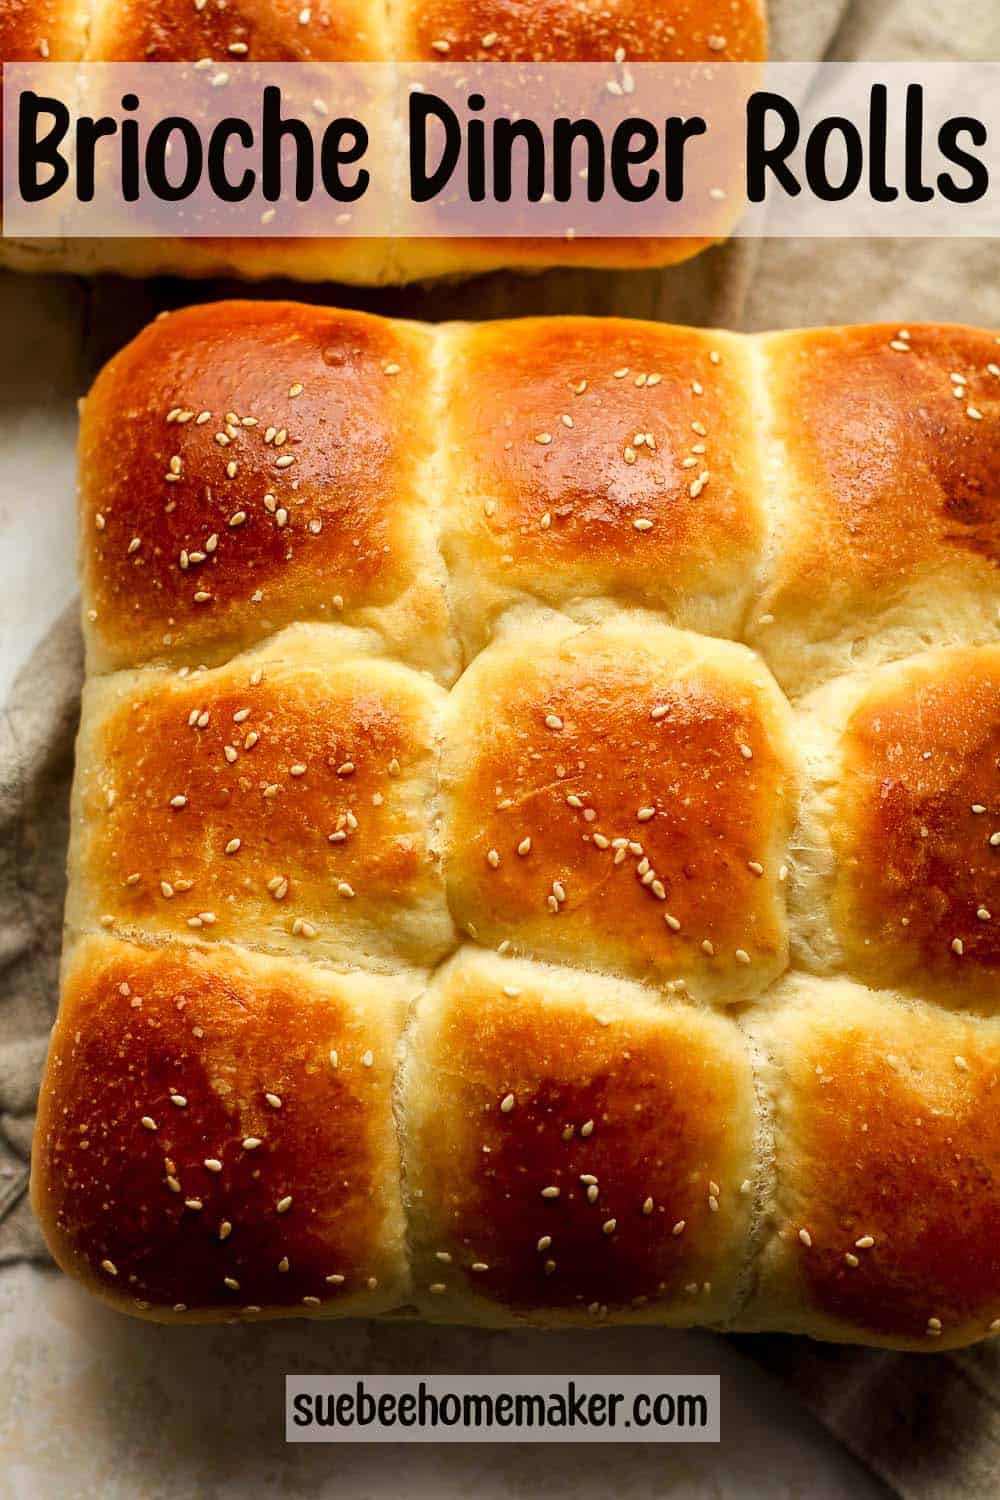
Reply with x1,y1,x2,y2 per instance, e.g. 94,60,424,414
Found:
32,304,1000,1348
0,0,766,283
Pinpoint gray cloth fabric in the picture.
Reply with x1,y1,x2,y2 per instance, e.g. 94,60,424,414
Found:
4,0,1000,1492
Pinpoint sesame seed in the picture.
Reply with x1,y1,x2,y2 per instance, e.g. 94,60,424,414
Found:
242,1137,261,1150
265,1092,282,1108
101,1259,118,1276
204,1158,223,1173
276,1195,293,1214
541,1186,560,1199
500,1093,515,1113
141,1116,157,1131
798,1228,812,1247
517,836,532,856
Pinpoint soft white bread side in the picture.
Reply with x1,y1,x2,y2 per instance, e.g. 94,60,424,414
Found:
30,308,1000,1348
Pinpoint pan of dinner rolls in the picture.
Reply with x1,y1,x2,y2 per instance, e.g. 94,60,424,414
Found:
0,0,766,282
31,305,1000,1348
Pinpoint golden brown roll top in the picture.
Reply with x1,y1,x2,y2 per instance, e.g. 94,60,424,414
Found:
749,324,1000,697
33,935,411,1321
437,320,766,658
441,615,798,1003
87,0,389,62
78,302,456,682
0,0,88,59
67,625,455,972
402,947,760,1326
395,0,764,63
792,644,1000,1008
749,975,1000,1351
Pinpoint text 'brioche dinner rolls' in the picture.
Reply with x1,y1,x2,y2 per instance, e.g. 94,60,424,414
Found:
67,625,455,973
437,321,766,659
31,308,1000,1346
33,935,412,1322
749,974,1000,1351
441,614,797,1003
0,0,767,283
79,303,457,683
402,948,759,1327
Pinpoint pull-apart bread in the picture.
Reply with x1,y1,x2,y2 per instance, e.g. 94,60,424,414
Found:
32,307,1000,1348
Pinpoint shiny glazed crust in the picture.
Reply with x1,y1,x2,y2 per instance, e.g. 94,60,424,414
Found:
31,307,1000,1346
